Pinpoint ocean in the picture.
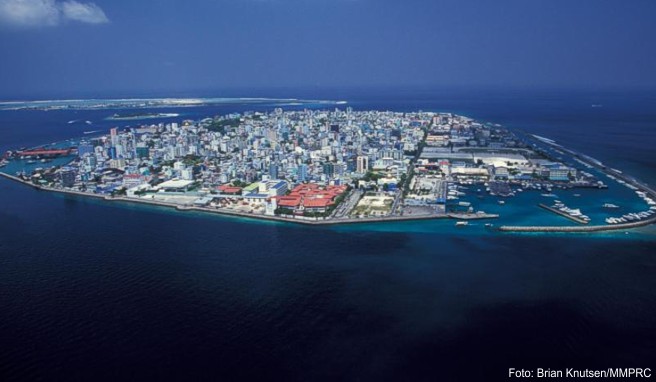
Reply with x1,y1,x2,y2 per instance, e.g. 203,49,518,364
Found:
1,88,655,381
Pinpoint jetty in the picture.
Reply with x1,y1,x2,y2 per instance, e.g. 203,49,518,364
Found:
498,215,656,233
538,203,589,224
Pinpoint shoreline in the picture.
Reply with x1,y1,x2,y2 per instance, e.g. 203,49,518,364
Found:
2,170,653,232
0,171,483,226
106,113,180,121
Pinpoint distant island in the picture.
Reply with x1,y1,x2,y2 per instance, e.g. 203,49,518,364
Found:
2,108,655,232
107,112,180,121
0,97,344,111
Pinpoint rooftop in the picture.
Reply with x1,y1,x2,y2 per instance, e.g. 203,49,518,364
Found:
158,179,194,189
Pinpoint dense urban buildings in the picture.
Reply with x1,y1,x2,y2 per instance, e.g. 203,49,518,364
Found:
3,108,655,228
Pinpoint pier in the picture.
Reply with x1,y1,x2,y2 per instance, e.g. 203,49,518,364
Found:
538,203,589,224
447,212,499,220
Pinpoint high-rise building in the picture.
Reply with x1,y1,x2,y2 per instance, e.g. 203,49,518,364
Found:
297,164,308,182
110,127,118,146
356,155,369,173
323,162,335,178
269,163,279,179
346,157,356,172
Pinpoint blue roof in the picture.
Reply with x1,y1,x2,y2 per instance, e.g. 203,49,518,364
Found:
272,181,286,189
247,193,269,198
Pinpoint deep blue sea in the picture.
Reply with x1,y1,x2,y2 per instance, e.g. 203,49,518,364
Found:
1,88,655,381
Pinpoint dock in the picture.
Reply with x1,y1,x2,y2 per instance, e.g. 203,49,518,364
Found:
447,212,499,220
538,203,589,224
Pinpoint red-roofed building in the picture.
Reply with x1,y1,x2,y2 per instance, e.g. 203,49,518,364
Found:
280,183,349,213
277,196,302,208
303,197,334,212
217,185,242,195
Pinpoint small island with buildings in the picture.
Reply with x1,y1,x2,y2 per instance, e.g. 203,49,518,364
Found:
107,112,180,121
2,107,655,232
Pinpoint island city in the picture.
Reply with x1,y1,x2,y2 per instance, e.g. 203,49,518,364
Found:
1,107,655,233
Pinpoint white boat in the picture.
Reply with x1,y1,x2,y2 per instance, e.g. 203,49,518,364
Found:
455,221,468,227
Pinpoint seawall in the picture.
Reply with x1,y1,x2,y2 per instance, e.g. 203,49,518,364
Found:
0,172,453,227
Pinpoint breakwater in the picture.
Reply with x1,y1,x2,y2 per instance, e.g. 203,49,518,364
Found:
498,215,656,233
